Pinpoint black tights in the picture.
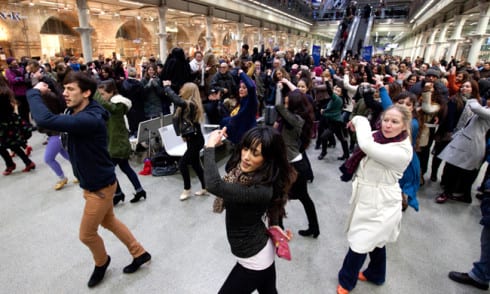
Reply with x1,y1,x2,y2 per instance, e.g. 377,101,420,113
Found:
0,145,31,168
443,162,479,198
321,120,349,157
218,262,277,294
179,134,205,190
290,159,319,229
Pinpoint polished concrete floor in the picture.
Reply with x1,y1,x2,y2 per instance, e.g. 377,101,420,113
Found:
0,131,485,294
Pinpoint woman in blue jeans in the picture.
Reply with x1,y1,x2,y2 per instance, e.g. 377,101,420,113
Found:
96,80,146,205
449,186,490,290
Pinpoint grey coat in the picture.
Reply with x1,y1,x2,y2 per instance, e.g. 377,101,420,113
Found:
438,99,490,170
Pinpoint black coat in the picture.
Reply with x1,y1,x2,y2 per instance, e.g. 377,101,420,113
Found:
120,78,146,135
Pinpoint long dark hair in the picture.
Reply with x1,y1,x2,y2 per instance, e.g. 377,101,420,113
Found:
287,90,315,150
225,126,296,225
0,85,15,122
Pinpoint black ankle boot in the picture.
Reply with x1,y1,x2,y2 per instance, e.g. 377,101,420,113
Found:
113,193,125,206
130,190,147,203
298,227,320,238
88,256,111,288
318,152,327,160
123,252,151,273
337,154,349,161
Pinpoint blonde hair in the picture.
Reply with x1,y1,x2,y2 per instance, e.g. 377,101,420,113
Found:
177,82,204,123
381,105,412,142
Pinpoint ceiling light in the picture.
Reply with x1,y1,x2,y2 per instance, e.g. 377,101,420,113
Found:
119,0,143,6
409,0,434,24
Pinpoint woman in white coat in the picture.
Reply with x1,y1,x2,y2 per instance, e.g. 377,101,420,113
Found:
337,105,413,294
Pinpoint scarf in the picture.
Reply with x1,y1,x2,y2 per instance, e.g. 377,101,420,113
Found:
213,164,253,213
339,130,408,182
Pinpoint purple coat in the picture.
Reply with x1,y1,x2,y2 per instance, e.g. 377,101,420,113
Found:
6,67,27,97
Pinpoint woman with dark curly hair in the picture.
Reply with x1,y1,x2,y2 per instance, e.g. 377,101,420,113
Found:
204,126,296,293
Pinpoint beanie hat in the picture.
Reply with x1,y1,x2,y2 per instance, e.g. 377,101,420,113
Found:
426,68,440,78
314,66,323,77
6,57,15,65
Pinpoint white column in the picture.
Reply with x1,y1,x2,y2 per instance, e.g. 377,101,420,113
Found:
434,23,449,61
412,33,425,60
236,22,243,54
424,28,438,62
157,5,167,62
75,0,93,61
258,27,264,50
410,34,421,60
273,31,278,48
446,15,468,61
467,2,490,65
205,16,212,51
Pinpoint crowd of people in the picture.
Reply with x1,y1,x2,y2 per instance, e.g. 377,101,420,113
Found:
1,44,490,293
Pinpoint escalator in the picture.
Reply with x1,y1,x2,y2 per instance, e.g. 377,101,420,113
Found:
338,5,374,60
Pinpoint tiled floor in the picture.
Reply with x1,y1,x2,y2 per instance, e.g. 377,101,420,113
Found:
0,131,484,293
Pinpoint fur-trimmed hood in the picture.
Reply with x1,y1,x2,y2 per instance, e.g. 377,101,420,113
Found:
110,94,132,111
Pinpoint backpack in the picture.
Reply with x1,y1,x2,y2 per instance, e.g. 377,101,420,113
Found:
151,149,178,176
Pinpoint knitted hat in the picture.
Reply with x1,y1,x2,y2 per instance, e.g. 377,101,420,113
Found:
6,57,15,65
314,66,323,77
426,68,440,78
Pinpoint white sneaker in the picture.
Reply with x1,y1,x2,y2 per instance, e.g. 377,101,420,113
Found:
195,189,208,196
180,189,192,201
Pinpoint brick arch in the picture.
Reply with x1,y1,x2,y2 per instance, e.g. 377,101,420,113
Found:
197,30,216,49
115,19,152,57
40,16,77,36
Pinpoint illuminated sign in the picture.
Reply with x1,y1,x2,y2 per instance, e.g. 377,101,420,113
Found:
0,12,23,21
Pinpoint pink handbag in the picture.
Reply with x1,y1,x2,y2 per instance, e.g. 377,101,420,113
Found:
267,226,292,261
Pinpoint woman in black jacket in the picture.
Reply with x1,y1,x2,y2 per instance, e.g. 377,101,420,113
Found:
163,81,207,200
204,126,295,294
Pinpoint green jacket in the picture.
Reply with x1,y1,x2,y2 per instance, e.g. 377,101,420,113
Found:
322,93,343,122
94,92,132,159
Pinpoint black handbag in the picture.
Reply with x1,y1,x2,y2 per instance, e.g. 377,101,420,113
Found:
172,105,197,136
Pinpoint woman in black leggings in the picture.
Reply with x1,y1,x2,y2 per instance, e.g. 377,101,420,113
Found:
318,85,350,161
0,85,35,175
163,81,207,201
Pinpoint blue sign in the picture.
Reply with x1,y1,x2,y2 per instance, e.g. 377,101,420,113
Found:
312,45,321,66
362,46,372,62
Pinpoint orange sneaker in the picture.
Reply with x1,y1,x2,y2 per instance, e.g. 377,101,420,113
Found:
337,284,349,294
358,272,367,281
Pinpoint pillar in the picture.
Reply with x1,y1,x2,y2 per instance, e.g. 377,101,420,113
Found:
410,34,421,60
205,16,212,51
157,5,168,62
434,23,449,61
467,1,490,65
236,22,243,54
446,15,468,61
75,0,93,61
258,27,264,50
424,28,438,63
